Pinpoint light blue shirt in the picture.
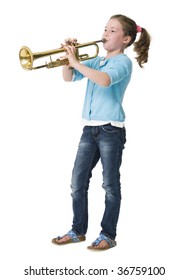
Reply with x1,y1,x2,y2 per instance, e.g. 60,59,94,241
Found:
72,54,132,122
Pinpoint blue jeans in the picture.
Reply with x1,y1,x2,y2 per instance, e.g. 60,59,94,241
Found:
70,124,126,240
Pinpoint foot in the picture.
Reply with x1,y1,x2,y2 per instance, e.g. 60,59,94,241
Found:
88,239,110,249
52,230,86,245
54,235,71,244
87,233,116,250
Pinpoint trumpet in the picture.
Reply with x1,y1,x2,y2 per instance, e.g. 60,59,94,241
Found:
19,39,105,70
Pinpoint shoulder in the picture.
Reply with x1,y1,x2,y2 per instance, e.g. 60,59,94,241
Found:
109,54,132,75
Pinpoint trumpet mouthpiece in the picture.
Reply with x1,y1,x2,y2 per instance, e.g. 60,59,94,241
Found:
102,38,106,43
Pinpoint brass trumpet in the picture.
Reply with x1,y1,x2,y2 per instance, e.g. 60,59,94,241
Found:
19,39,105,70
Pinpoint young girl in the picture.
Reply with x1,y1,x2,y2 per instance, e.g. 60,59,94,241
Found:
52,14,151,250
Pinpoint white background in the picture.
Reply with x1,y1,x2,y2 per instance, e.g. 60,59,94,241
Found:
0,0,188,279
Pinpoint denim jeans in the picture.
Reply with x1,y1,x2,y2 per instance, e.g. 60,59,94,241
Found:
70,124,126,240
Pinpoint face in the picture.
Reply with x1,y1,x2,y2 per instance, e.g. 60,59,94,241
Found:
102,18,129,53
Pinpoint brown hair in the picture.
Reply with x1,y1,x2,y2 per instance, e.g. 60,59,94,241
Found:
110,14,151,68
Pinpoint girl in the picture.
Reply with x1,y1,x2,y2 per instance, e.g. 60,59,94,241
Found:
52,14,151,250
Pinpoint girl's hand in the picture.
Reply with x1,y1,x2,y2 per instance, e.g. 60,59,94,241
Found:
60,38,79,67
60,38,77,47
63,44,79,68
65,38,78,46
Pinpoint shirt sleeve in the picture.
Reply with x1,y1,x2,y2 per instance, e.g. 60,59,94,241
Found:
103,57,132,86
72,60,92,82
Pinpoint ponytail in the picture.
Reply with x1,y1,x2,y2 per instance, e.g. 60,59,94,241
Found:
133,27,151,68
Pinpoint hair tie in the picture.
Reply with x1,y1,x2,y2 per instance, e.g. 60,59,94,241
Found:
136,25,142,33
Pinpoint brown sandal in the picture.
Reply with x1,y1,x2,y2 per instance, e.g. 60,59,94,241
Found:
87,234,116,250
52,230,86,245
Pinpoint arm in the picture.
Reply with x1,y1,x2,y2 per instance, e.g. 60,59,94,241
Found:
72,63,110,87
63,44,111,87
62,65,73,82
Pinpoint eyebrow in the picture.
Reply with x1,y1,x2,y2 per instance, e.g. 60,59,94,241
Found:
105,26,116,29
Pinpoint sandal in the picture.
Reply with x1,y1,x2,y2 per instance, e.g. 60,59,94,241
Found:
52,229,86,245
87,233,117,250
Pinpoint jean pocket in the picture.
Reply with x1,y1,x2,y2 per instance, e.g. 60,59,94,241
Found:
101,124,122,134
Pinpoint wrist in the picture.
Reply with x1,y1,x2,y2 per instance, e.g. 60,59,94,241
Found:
72,61,80,70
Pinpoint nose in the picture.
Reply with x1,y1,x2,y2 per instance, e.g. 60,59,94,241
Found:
103,31,109,40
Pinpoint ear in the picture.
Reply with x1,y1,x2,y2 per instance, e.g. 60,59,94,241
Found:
123,36,131,45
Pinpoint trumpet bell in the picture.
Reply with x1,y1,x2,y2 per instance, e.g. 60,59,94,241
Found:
19,47,33,70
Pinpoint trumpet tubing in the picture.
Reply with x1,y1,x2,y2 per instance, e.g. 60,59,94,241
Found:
19,39,105,70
